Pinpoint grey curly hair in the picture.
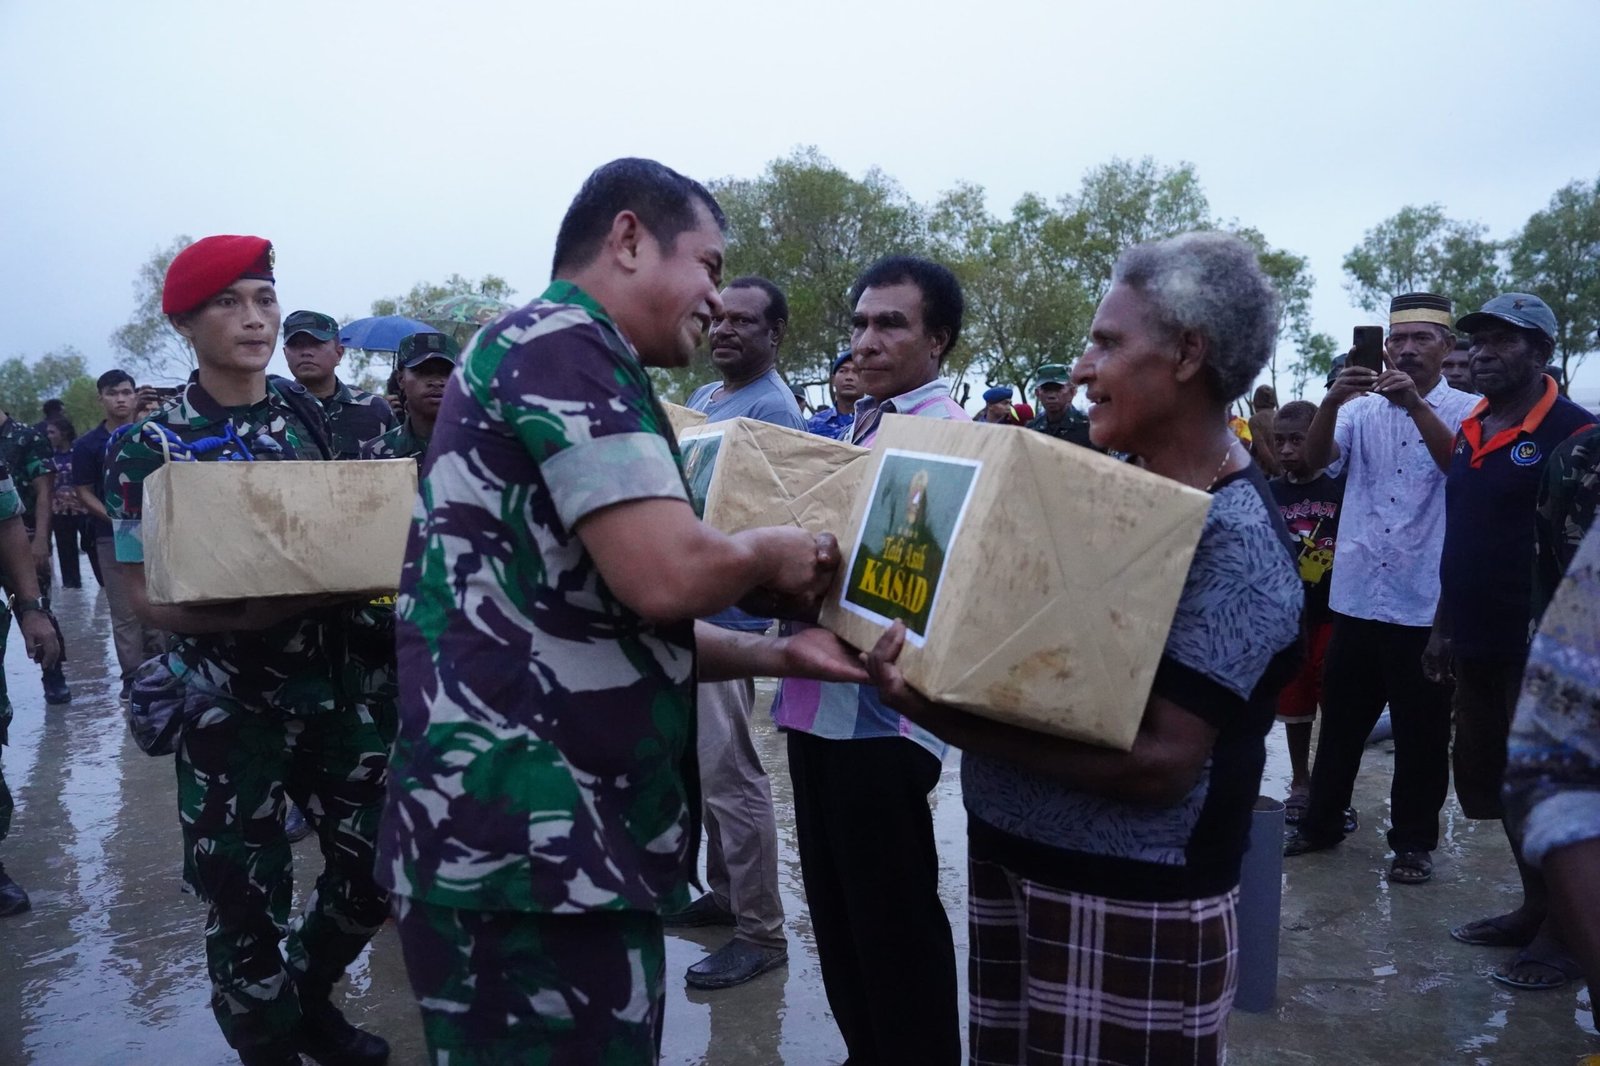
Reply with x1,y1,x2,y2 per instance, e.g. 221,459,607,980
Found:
1111,231,1279,403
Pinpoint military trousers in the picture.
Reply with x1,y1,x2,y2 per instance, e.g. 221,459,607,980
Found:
176,693,391,1054
394,897,666,1066
0,617,12,845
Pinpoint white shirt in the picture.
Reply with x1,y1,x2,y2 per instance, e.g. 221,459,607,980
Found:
1327,379,1481,627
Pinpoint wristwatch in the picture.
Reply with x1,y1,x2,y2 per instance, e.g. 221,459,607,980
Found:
9,595,47,618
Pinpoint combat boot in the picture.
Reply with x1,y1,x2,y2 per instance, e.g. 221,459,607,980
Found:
236,1043,300,1065
298,999,389,1066
0,862,31,917
42,665,71,705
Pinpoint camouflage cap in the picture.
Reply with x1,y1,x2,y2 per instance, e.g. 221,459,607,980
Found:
398,331,458,368
1032,363,1072,387
284,309,338,342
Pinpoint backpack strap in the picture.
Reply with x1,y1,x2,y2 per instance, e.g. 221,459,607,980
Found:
266,375,335,460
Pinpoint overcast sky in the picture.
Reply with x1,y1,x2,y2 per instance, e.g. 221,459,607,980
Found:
3,0,1598,400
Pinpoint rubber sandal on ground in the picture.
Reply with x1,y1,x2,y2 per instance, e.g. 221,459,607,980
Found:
1388,851,1433,885
1284,791,1309,826
1283,831,1338,857
1489,948,1582,991
1449,913,1541,948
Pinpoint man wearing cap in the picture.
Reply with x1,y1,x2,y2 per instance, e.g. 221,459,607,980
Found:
283,309,396,460
0,409,70,704
0,454,64,917
665,275,805,991
105,235,393,1066
361,333,456,463
1285,293,1479,887
1433,293,1594,988
806,352,862,440
975,385,1020,424
1026,363,1094,448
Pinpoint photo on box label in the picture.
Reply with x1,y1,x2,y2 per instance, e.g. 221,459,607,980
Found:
841,449,981,644
678,429,724,518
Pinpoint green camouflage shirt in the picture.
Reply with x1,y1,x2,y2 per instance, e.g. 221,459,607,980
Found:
318,379,397,460
104,376,364,714
359,417,428,463
1534,423,1600,618
0,415,53,522
378,281,700,914
0,458,24,740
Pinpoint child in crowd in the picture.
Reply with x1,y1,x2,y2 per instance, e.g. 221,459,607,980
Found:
1270,401,1346,823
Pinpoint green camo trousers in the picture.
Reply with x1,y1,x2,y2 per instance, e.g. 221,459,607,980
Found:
177,695,391,1054
393,897,666,1065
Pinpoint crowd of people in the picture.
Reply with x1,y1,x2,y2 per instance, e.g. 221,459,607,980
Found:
0,154,1594,1066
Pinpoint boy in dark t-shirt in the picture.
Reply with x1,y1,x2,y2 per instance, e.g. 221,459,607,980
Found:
1269,401,1346,820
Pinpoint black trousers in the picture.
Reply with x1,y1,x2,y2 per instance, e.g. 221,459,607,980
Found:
1302,613,1453,852
51,513,87,588
787,730,960,1066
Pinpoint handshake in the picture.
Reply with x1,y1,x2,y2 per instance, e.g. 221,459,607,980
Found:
737,529,846,623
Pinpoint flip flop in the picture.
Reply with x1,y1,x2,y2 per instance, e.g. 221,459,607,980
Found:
1388,851,1433,885
1449,913,1540,948
1489,948,1583,991
1284,790,1310,826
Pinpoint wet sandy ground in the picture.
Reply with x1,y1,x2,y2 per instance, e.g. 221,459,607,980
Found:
0,586,1594,1064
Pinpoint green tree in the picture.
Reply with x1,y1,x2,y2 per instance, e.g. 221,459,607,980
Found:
1233,227,1339,399
1342,205,1503,319
1507,175,1600,385
709,147,929,390
1060,157,1212,291
0,347,98,431
109,235,196,382
368,272,516,319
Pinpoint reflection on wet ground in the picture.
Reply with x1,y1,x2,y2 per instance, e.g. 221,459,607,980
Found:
0,588,1593,1064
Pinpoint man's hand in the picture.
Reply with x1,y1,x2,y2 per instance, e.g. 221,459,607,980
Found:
18,610,60,669
1422,629,1454,685
740,531,843,621
863,620,960,732
1325,363,1379,407
778,626,869,684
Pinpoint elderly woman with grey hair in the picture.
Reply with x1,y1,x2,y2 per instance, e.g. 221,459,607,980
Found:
867,231,1304,1066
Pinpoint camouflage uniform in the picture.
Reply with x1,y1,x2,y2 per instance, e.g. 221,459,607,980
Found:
358,417,428,463
105,376,394,1057
0,460,26,846
378,281,698,1064
316,379,396,460
1025,407,1096,449
0,415,66,683
1534,423,1600,617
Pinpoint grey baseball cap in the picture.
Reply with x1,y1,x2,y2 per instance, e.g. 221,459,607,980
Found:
1456,293,1558,344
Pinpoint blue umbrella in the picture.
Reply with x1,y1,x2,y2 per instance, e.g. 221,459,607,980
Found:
338,315,442,353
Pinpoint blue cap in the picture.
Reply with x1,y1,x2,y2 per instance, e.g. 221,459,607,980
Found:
982,386,1014,404
831,351,854,373
1456,293,1558,344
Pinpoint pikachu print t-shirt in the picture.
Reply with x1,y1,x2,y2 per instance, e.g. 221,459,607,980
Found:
1270,471,1345,626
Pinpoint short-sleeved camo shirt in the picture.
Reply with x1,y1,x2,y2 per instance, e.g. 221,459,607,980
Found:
377,281,699,915
0,458,25,739
0,415,53,522
359,418,427,463
319,379,397,460
104,377,360,714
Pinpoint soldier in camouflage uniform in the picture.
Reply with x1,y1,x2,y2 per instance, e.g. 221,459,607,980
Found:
0,455,64,916
106,236,392,1066
0,410,71,703
359,333,456,464
283,309,397,459
378,158,863,1065
1535,422,1600,617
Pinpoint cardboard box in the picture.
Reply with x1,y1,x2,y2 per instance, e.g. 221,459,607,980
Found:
142,459,418,605
663,402,707,443
677,417,868,537
819,414,1212,750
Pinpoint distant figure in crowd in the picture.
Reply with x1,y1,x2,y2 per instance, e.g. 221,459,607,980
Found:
806,351,862,440
108,235,395,1066
789,382,813,417
670,276,806,990
975,384,1021,424
377,158,863,1066
1025,362,1095,449
0,452,64,918
772,255,969,1066
283,309,396,459
1502,518,1600,1030
0,407,69,705
1442,337,1475,392
44,419,90,589
1435,294,1594,990
1284,293,1478,886
361,333,457,464
73,369,156,699
1248,384,1281,475
1269,400,1346,822
869,231,1302,1066
33,398,66,437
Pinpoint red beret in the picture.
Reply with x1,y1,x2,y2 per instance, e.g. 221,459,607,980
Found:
162,235,275,315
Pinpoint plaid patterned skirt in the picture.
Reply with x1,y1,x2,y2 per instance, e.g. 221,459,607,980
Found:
968,856,1239,1066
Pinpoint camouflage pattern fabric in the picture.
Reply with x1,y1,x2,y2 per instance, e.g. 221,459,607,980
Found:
359,417,428,463
0,415,52,522
1534,423,1600,618
318,379,397,460
393,896,665,1065
0,457,25,843
177,691,391,1052
378,280,701,916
